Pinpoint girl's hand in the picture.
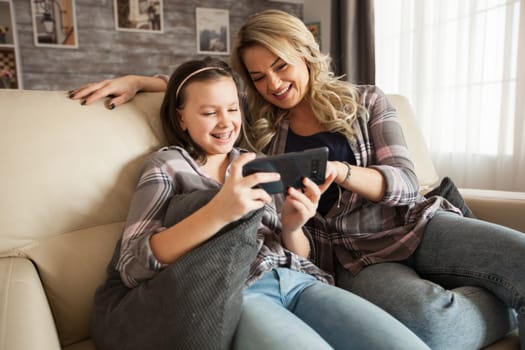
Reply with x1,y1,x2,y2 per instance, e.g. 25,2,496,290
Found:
280,177,321,236
210,153,280,223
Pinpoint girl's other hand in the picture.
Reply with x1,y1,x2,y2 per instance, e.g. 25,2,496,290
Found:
281,177,321,235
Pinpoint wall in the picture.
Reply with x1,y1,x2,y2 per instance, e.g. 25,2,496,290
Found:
11,0,301,90
302,0,331,54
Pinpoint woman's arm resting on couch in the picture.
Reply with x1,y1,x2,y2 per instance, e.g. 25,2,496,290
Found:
69,75,167,109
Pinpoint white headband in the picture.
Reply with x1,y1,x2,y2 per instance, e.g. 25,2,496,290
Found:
175,66,225,100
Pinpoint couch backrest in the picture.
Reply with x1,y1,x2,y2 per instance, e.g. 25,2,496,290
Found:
387,94,439,191
0,90,165,346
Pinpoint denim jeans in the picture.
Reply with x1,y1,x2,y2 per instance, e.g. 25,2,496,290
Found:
232,267,430,350
337,211,523,350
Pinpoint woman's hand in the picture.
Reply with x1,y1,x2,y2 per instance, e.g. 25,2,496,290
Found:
210,153,279,223
68,75,167,109
319,161,338,193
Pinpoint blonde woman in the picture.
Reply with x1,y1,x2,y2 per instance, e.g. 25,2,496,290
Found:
230,9,523,350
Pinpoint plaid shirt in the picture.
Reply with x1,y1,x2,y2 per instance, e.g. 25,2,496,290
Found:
116,146,334,288
266,85,461,276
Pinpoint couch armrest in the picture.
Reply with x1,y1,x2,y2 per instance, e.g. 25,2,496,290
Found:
460,188,525,233
0,257,61,350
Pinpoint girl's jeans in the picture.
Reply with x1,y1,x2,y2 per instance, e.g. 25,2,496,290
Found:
337,211,524,350
232,267,430,350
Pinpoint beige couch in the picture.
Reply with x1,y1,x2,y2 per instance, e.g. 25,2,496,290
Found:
0,89,522,350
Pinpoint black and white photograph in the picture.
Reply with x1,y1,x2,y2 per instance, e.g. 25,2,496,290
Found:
196,7,229,55
31,0,78,48
114,0,163,33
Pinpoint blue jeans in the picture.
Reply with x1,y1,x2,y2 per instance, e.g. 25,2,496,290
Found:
232,267,430,350
337,211,523,350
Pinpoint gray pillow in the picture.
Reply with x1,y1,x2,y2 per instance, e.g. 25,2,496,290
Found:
425,176,475,218
91,188,262,350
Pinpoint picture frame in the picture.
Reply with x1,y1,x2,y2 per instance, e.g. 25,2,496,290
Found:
0,0,22,89
114,0,163,33
31,0,78,48
196,7,230,55
0,0,15,46
306,21,321,48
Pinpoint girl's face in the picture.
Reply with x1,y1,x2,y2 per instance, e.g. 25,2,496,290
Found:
241,44,310,111
177,77,241,158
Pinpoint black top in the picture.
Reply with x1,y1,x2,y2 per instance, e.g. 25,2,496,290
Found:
285,129,356,216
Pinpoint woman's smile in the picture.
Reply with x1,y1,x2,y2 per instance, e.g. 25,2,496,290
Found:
273,83,292,100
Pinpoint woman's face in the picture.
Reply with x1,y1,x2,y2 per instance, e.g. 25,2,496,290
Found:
241,44,310,111
177,77,241,157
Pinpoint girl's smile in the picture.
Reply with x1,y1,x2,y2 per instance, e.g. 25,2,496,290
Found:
177,77,241,158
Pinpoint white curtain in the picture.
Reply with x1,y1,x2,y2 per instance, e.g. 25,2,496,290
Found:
375,0,525,192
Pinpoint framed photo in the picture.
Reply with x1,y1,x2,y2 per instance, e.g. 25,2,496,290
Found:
1,0,22,89
0,47,19,89
0,0,15,46
196,7,229,55
306,21,321,48
114,0,163,33
31,0,78,48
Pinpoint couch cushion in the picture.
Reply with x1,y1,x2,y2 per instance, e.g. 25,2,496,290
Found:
23,223,122,347
0,257,61,350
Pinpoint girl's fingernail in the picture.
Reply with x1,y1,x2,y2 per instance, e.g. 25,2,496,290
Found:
109,103,115,110
81,99,86,105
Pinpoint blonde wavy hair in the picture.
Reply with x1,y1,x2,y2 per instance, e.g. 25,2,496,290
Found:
231,9,367,152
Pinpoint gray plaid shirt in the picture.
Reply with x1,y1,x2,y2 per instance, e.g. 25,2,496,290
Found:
266,85,461,276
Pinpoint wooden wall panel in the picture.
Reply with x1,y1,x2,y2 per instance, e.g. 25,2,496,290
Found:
11,0,301,90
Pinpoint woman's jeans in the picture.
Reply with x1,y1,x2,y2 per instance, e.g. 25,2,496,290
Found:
337,211,524,350
232,267,430,350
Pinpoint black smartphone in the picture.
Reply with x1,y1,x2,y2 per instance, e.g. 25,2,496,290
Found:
242,147,329,194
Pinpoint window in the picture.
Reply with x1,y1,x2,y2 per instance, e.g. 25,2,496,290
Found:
375,0,525,191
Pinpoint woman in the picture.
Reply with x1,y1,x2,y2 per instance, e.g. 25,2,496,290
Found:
91,56,430,350
230,9,524,350
70,10,524,350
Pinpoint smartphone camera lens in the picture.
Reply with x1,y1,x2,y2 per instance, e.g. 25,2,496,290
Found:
312,160,319,176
